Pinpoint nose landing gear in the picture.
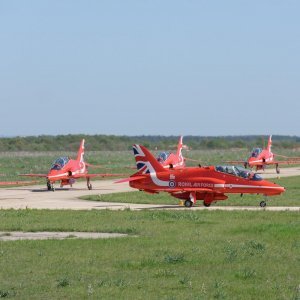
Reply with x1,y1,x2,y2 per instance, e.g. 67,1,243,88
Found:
260,196,268,207
259,201,266,207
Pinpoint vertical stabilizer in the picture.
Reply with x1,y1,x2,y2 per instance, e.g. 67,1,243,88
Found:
176,136,184,164
267,135,272,152
76,139,85,163
132,144,166,174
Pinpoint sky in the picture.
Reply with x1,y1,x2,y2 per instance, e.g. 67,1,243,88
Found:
0,1,299,137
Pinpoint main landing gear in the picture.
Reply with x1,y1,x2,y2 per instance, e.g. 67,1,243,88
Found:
47,180,55,192
276,164,280,174
184,192,196,207
87,177,92,190
184,199,193,207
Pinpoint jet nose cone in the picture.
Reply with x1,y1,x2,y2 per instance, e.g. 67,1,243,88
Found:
273,185,285,195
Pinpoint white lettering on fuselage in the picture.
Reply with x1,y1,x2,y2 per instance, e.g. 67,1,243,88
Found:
177,182,214,188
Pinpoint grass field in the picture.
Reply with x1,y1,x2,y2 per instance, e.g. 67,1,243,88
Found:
82,176,300,207
0,148,299,299
0,209,299,299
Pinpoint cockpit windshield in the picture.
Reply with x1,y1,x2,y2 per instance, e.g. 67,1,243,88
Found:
215,165,262,181
157,152,171,162
251,148,262,158
51,157,70,170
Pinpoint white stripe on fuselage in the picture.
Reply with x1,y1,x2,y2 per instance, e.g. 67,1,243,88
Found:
223,184,279,189
47,168,86,179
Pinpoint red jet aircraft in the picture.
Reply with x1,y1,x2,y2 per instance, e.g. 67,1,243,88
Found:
117,144,285,207
230,135,300,174
21,139,122,191
156,136,186,169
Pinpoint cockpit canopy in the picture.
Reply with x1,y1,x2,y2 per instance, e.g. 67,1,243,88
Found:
51,157,70,170
251,148,262,158
215,165,262,181
157,152,171,162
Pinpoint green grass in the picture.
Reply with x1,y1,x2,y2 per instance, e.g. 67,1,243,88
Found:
82,176,300,207
0,209,299,299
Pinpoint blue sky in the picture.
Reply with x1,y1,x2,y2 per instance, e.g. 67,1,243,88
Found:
0,1,299,136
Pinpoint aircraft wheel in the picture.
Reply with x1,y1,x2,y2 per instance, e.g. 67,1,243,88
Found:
184,199,193,207
47,183,51,191
203,201,211,207
260,201,266,208
51,187,55,192
276,165,280,174
88,183,92,190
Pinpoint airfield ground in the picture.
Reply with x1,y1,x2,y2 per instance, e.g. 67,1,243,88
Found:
0,167,299,298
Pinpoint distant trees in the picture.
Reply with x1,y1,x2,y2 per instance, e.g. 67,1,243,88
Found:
0,135,299,151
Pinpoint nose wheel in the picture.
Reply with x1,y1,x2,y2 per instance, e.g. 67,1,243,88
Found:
259,201,266,207
260,196,268,207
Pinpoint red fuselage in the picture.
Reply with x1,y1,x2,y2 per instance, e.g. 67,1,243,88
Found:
130,166,284,204
47,157,87,185
248,149,275,169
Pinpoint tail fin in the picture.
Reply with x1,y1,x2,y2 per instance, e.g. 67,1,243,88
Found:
176,136,184,159
133,144,166,174
267,135,272,152
76,139,85,163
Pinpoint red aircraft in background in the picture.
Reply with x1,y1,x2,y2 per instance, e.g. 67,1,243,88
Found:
21,139,123,191
229,135,300,174
116,144,285,208
156,136,186,169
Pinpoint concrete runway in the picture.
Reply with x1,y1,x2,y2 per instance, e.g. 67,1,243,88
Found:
0,231,128,241
0,167,299,212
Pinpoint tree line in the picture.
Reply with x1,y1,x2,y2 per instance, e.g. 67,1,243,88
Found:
0,134,299,151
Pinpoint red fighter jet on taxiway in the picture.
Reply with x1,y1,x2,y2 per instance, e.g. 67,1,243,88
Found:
228,135,300,174
116,144,285,208
156,136,186,169
21,139,123,191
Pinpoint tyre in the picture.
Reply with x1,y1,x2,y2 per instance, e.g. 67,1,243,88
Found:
184,199,193,207
260,201,266,207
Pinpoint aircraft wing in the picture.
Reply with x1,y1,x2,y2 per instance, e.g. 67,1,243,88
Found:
114,176,146,183
77,173,127,179
272,160,300,165
19,174,48,178
274,154,300,159
0,180,40,185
